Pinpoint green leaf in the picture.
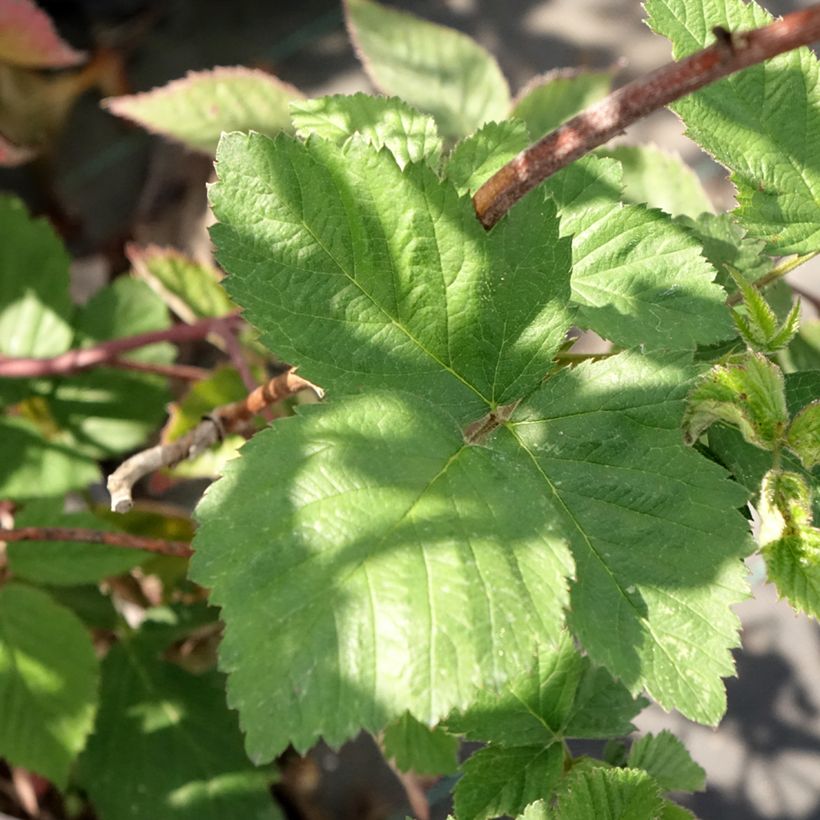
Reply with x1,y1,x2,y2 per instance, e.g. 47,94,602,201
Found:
782,320,820,372
290,93,442,169
543,156,732,349
682,352,788,450
645,0,820,254
444,119,530,196
192,390,575,759
211,132,574,416
0,583,98,787
344,0,510,138
551,767,665,820
513,69,612,138
454,743,564,820
626,731,705,793
516,801,549,820
512,354,751,724
7,498,148,585
382,712,458,775
0,195,73,358
129,244,236,323
598,145,714,219
0,416,99,499
104,67,301,154
786,401,820,470
728,270,800,354
447,631,643,746
78,640,279,820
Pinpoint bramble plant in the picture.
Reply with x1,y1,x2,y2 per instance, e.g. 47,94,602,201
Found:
0,0,819,817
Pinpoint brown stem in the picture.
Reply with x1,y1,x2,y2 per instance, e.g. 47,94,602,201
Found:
473,6,820,229
107,368,325,513
0,526,192,558
108,358,210,381
0,314,242,379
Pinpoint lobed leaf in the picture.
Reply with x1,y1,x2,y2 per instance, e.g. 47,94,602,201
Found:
645,0,820,254
104,67,300,154
543,156,732,349
513,68,612,139
0,583,98,786
78,638,279,820
626,730,705,793
290,93,442,169
344,0,510,138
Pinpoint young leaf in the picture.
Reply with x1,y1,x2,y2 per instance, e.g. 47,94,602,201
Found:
645,0,820,254
128,244,236,323
290,93,442,169
444,119,530,196
77,639,279,820
0,0,85,67
729,270,800,353
598,145,714,219
626,730,705,793
0,583,98,787
453,743,564,820
513,68,612,138
103,67,301,154
786,401,820,470
682,352,789,449
382,712,458,775
0,416,99,498
210,132,575,416
344,0,510,138
8,498,148,585
543,156,732,349
551,767,665,820
0,195,73,358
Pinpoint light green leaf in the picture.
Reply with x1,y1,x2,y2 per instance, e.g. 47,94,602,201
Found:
516,801,549,820
7,498,148,585
551,767,665,820
682,352,788,450
0,195,73,358
598,145,713,218
104,67,301,154
513,69,612,138
782,320,820,372
729,270,800,354
659,802,697,820
382,712,458,775
626,730,705,793
345,0,510,138
78,640,279,820
290,93,441,169
0,583,98,787
512,354,751,724
543,156,732,349
129,244,236,323
645,0,820,254
0,416,99,498
192,391,575,760
211,132,574,417
444,119,530,196
447,631,643,745
454,743,564,820
786,401,820,470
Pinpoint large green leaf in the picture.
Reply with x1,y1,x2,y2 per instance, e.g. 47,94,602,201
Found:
645,0,820,254
543,156,733,349
8,498,148,585
0,195,73,358
78,638,279,820
195,130,753,764
103,67,300,154
290,93,442,169
0,583,98,786
345,0,510,138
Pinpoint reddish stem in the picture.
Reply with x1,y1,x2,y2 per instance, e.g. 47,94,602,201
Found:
0,526,192,558
473,6,820,228
0,314,242,379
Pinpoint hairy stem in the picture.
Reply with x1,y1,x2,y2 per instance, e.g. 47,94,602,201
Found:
726,252,818,306
0,526,192,558
0,314,242,379
473,5,820,228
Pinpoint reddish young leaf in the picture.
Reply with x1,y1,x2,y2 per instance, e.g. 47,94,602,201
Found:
0,0,85,68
